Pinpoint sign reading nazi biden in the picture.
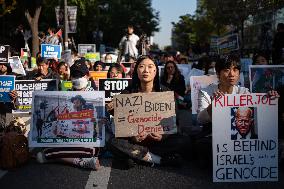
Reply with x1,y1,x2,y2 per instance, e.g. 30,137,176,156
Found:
114,91,177,137
41,44,61,59
99,78,131,102
212,94,278,182
15,79,58,112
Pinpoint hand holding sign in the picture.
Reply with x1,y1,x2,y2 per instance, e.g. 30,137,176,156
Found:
9,90,18,102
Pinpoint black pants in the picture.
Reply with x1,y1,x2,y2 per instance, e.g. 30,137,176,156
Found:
108,134,191,161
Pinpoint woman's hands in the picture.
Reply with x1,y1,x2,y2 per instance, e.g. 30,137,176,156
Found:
133,132,162,143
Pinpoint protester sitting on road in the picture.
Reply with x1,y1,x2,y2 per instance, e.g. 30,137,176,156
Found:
70,59,97,90
107,55,189,169
161,61,186,98
94,61,106,71
0,63,13,76
104,53,113,63
253,51,269,65
57,61,69,81
107,64,125,79
85,59,93,71
36,60,100,170
197,54,278,125
31,57,60,80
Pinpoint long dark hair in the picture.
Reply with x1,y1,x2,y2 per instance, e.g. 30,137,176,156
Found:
107,63,125,78
130,55,160,92
162,61,182,83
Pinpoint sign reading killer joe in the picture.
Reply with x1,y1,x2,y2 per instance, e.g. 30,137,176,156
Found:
99,78,131,101
212,93,278,182
114,91,177,137
15,79,58,112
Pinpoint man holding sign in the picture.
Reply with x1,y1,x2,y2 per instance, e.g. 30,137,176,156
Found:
107,55,188,168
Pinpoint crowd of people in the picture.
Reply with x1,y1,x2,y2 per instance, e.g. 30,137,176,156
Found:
0,23,283,172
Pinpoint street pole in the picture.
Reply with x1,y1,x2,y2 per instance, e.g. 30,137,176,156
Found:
64,0,68,50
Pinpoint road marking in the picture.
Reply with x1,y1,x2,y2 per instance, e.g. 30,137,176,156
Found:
0,169,7,179
85,159,112,189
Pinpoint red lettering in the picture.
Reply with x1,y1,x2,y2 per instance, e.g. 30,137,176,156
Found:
246,95,253,106
214,96,223,107
262,95,269,104
269,97,277,105
239,95,246,106
227,96,233,107
138,124,144,135
234,95,240,106
127,114,133,123
256,94,263,104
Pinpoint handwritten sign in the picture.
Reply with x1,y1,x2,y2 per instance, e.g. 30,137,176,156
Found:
114,91,177,137
29,91,105,147
212,93,278,182
0,75,15,102
99,78,131,102
78,44,96,55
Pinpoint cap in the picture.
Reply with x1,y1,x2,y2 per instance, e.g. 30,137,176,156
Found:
70,59,89,78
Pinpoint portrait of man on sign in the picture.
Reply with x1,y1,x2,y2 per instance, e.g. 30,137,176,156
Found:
231,107,258,140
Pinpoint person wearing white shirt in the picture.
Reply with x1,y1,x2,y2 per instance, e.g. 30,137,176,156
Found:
119,25,140,60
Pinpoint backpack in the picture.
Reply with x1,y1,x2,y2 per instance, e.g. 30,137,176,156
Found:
0,123,30,169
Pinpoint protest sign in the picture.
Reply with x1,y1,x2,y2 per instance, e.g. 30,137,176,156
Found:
60,80,73,91
31,57,37,68
29,91,105,147
41,44,62,59
61,50,72,66
8,56,26,76
99,78,131,102
15,79,58,112
85,52,100,62
89,71,108,88
190,75,218,114
217,33,239,54
114,91,177,137
212,93,278,182
0,75,15,102
55,6,77,33
249,65,284,93
78,44,96,56
6,112,31,137
0,45,9,63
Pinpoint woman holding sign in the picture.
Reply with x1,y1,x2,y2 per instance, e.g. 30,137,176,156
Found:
107,55,189,169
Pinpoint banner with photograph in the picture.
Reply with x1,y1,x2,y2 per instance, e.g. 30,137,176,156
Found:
212,93,278,182
114,91,177,137
15,79,58,112
29,91,105,147
249,65,284,93
98,78,131,102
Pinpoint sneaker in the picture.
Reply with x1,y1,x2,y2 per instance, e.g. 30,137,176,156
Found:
77,157,100,170
160,154,182,167
36,151,47,164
